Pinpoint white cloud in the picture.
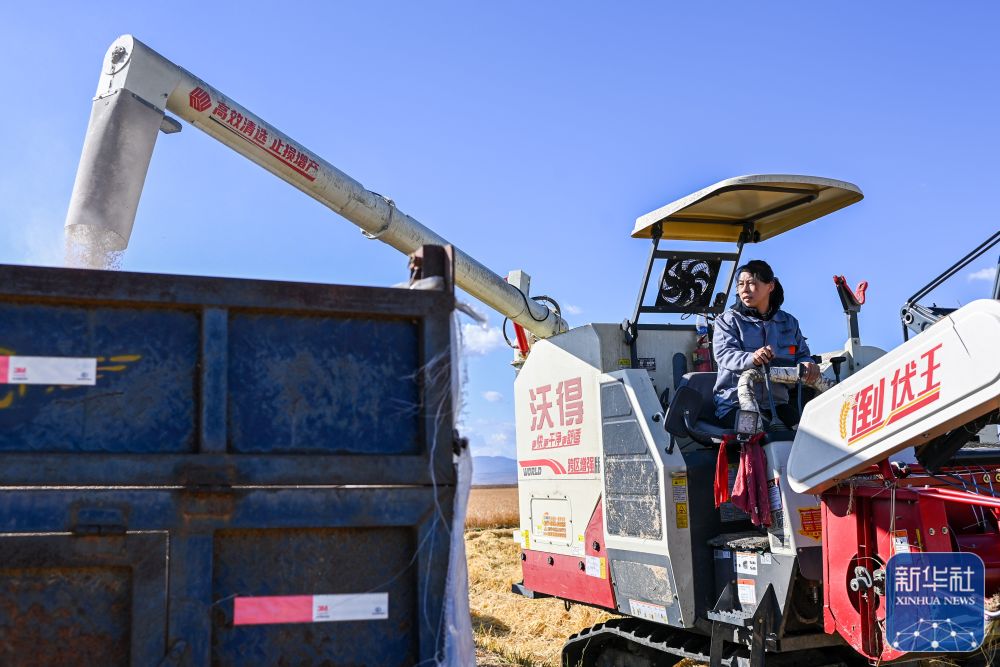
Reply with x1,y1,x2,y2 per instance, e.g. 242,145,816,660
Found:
968,267,997,282
564,303,583,315
460,323,506,356
488,432,509,445
482,390,503,403
457,417,516,457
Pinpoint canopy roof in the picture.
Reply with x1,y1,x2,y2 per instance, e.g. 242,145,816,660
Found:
632,174,863,242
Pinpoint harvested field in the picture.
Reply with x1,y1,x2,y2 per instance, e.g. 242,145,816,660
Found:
466,527,616,666
466,486,615,665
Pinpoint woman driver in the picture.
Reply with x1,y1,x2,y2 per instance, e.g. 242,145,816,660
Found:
712,259,821,428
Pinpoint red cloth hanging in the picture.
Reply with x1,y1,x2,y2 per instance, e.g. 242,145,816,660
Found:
714,433,771,527
714,436,732,508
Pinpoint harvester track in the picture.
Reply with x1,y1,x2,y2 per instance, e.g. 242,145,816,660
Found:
561,617,858,667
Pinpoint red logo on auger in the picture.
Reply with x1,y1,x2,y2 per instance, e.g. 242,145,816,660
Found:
200,96,321,182
189,87,212,112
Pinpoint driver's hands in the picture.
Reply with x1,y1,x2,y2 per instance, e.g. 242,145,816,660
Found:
801,361,820,384
752,345,774,366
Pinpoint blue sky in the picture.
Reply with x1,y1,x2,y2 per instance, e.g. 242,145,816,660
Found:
1,3,998,458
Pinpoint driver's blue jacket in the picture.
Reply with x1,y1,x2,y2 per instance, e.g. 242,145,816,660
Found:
711,307,812,419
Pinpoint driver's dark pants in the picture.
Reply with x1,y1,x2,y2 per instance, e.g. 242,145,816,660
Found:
718,402,800,429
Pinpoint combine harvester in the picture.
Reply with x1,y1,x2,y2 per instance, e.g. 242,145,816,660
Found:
62,35,1000,666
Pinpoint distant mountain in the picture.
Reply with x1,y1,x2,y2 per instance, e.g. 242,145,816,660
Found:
472,456,517,486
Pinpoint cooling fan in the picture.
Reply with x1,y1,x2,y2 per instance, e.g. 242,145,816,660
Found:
655,258,718,311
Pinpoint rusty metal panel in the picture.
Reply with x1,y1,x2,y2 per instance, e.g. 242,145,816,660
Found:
1,566,132,666
0,533,167,666
0,486,452,665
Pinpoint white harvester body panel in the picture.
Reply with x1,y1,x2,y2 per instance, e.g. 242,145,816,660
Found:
600,369,694,625
788,298,1000,494
514,330,606,557
839,339,888,376
762,441,823,556
634,326,704,401
514,324,699,625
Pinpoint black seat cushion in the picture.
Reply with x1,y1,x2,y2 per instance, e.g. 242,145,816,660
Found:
665,373,733,445
679,372,718,421
667,372,796,446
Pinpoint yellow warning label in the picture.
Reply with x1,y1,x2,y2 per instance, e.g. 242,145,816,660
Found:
672,476,688,503
797,506,822,542
522,529,530,550
676,502,689,529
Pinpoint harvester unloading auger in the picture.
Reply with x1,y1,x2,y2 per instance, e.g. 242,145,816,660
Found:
65,35,1000,667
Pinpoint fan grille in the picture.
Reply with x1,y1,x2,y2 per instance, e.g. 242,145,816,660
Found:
655,258,718,311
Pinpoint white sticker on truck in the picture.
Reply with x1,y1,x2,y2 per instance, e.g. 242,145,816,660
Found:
233,592,388,625
312,593,388,622
0,356,97,386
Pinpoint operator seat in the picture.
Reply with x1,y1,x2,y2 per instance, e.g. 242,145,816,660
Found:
665,371,797,445
665,372,730,446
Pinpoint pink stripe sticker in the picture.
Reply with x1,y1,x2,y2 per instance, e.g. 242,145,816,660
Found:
233,595,313,626
0,356,8,384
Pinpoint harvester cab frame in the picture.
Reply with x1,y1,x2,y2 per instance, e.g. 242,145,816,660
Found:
622,175,863,363
626,175,864,444
631,175,862,453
